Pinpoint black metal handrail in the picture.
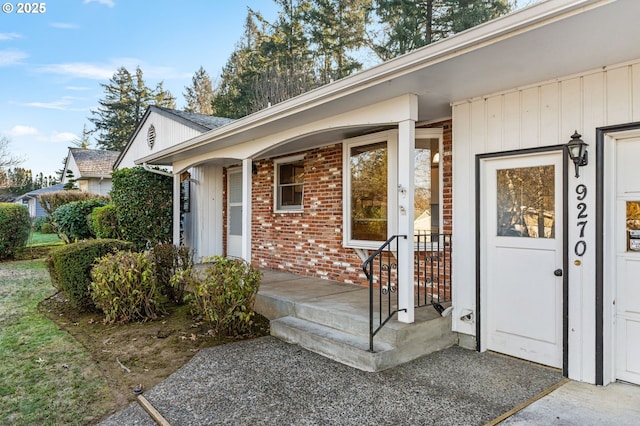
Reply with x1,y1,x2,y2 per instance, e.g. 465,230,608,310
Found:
363,235,407,352
363,233,453,352
415,232,452,312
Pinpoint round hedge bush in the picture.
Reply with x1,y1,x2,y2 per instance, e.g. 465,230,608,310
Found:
46,239,134,309
0,203,30,260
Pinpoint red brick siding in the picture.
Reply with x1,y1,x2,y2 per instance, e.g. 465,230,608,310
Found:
222,119,454,287
250,144,366,283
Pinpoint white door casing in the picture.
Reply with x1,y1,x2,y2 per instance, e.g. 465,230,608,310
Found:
227,168,242,258
481,151,564,368
613,136,640,385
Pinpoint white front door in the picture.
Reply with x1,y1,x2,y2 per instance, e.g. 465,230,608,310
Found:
614,137,640,385
482,151,564,368
227,169,242,258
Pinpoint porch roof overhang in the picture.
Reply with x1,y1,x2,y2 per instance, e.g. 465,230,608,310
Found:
138,0,640,168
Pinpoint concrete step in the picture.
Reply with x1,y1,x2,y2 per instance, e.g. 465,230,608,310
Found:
256,272,458,371
270,316,395,372
271,315,458,372
258,289,450,345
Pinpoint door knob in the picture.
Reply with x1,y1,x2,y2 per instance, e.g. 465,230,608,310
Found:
554,269,563,277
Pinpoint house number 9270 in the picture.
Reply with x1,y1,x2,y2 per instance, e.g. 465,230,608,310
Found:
575,184,587,256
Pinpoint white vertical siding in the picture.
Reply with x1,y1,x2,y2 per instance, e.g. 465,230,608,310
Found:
117,111,204,169
452,59,640,383
185,164,223,260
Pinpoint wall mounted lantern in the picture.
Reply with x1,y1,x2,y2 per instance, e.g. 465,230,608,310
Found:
566,130,588,178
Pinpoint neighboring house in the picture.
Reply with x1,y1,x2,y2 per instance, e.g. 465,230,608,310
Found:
132,0,640,388
61,148,120,196
14,183,64,218
114,105,234,253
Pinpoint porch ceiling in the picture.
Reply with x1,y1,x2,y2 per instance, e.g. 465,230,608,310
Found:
140,0,640,166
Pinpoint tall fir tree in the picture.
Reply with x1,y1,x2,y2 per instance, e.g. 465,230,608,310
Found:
212,11,266,118
308,0,372,84
372,0,512,61
184,66,215,115
90,66,175,152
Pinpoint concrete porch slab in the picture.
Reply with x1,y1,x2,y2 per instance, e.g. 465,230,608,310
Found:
255,269,458,371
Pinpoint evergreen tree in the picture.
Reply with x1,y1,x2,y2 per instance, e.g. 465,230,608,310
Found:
212,11,266,118
308,0,372,84
184,66,215,115
439,0,511,35
90,66,175,152
0,167,36,196
251,0,317,109
72,124,92,149
63,170,77,190
372,0,512,61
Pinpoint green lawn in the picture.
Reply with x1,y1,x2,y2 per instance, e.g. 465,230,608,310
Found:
27,231,62,247
0,259,114,425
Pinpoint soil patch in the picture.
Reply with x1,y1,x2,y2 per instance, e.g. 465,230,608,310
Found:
39,292,270,420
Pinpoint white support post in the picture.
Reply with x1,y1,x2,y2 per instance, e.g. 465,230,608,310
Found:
397,118,416,324
241,159,253,262
172,173,181,246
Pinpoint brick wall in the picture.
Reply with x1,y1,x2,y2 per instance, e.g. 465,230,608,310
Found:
249,144,366,284
223,120,453,286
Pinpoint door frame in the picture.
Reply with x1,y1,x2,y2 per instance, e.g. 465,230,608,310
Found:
596,121,640,385
226,167,243,258
475,145,569,376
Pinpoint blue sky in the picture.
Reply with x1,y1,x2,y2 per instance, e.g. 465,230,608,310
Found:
0,0,280,178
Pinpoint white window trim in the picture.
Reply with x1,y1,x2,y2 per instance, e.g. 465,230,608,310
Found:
343,130,398,249
273,154,305,213
342,128,444,250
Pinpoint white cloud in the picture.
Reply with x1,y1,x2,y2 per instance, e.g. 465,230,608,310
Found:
0,49,28,66
37,62,114,80
20,96,89,111
83,0,115,7
38,58,190,81
0,33,21,41
22,99,73,110
65,86,91,91
50,22,78,30
9,125,39,137
37,131,78,144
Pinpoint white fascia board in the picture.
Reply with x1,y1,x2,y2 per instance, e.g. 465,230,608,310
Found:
170,94,417,173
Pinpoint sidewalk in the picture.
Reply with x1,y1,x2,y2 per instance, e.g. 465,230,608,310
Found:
100,337,566,425
500,380,640,425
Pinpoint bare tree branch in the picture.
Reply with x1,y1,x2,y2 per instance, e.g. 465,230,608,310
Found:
0,135,24,169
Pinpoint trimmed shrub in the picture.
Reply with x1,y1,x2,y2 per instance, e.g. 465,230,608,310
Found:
52,198,108,243
38,190,109,216
32,216,48,232
89,204,121,239
90,251,163,324
180,256,261,336
111,167,173,251
40,222,55,234
46,239,134,309
0,203,30,260
149,243,194,304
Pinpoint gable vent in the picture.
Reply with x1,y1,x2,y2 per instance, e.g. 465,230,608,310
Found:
147,124,156,149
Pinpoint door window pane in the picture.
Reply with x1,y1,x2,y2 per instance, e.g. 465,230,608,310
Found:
497,165,555,238
627,201,640,251
229,206,242,236
350,142,387,241
228,172,242,203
